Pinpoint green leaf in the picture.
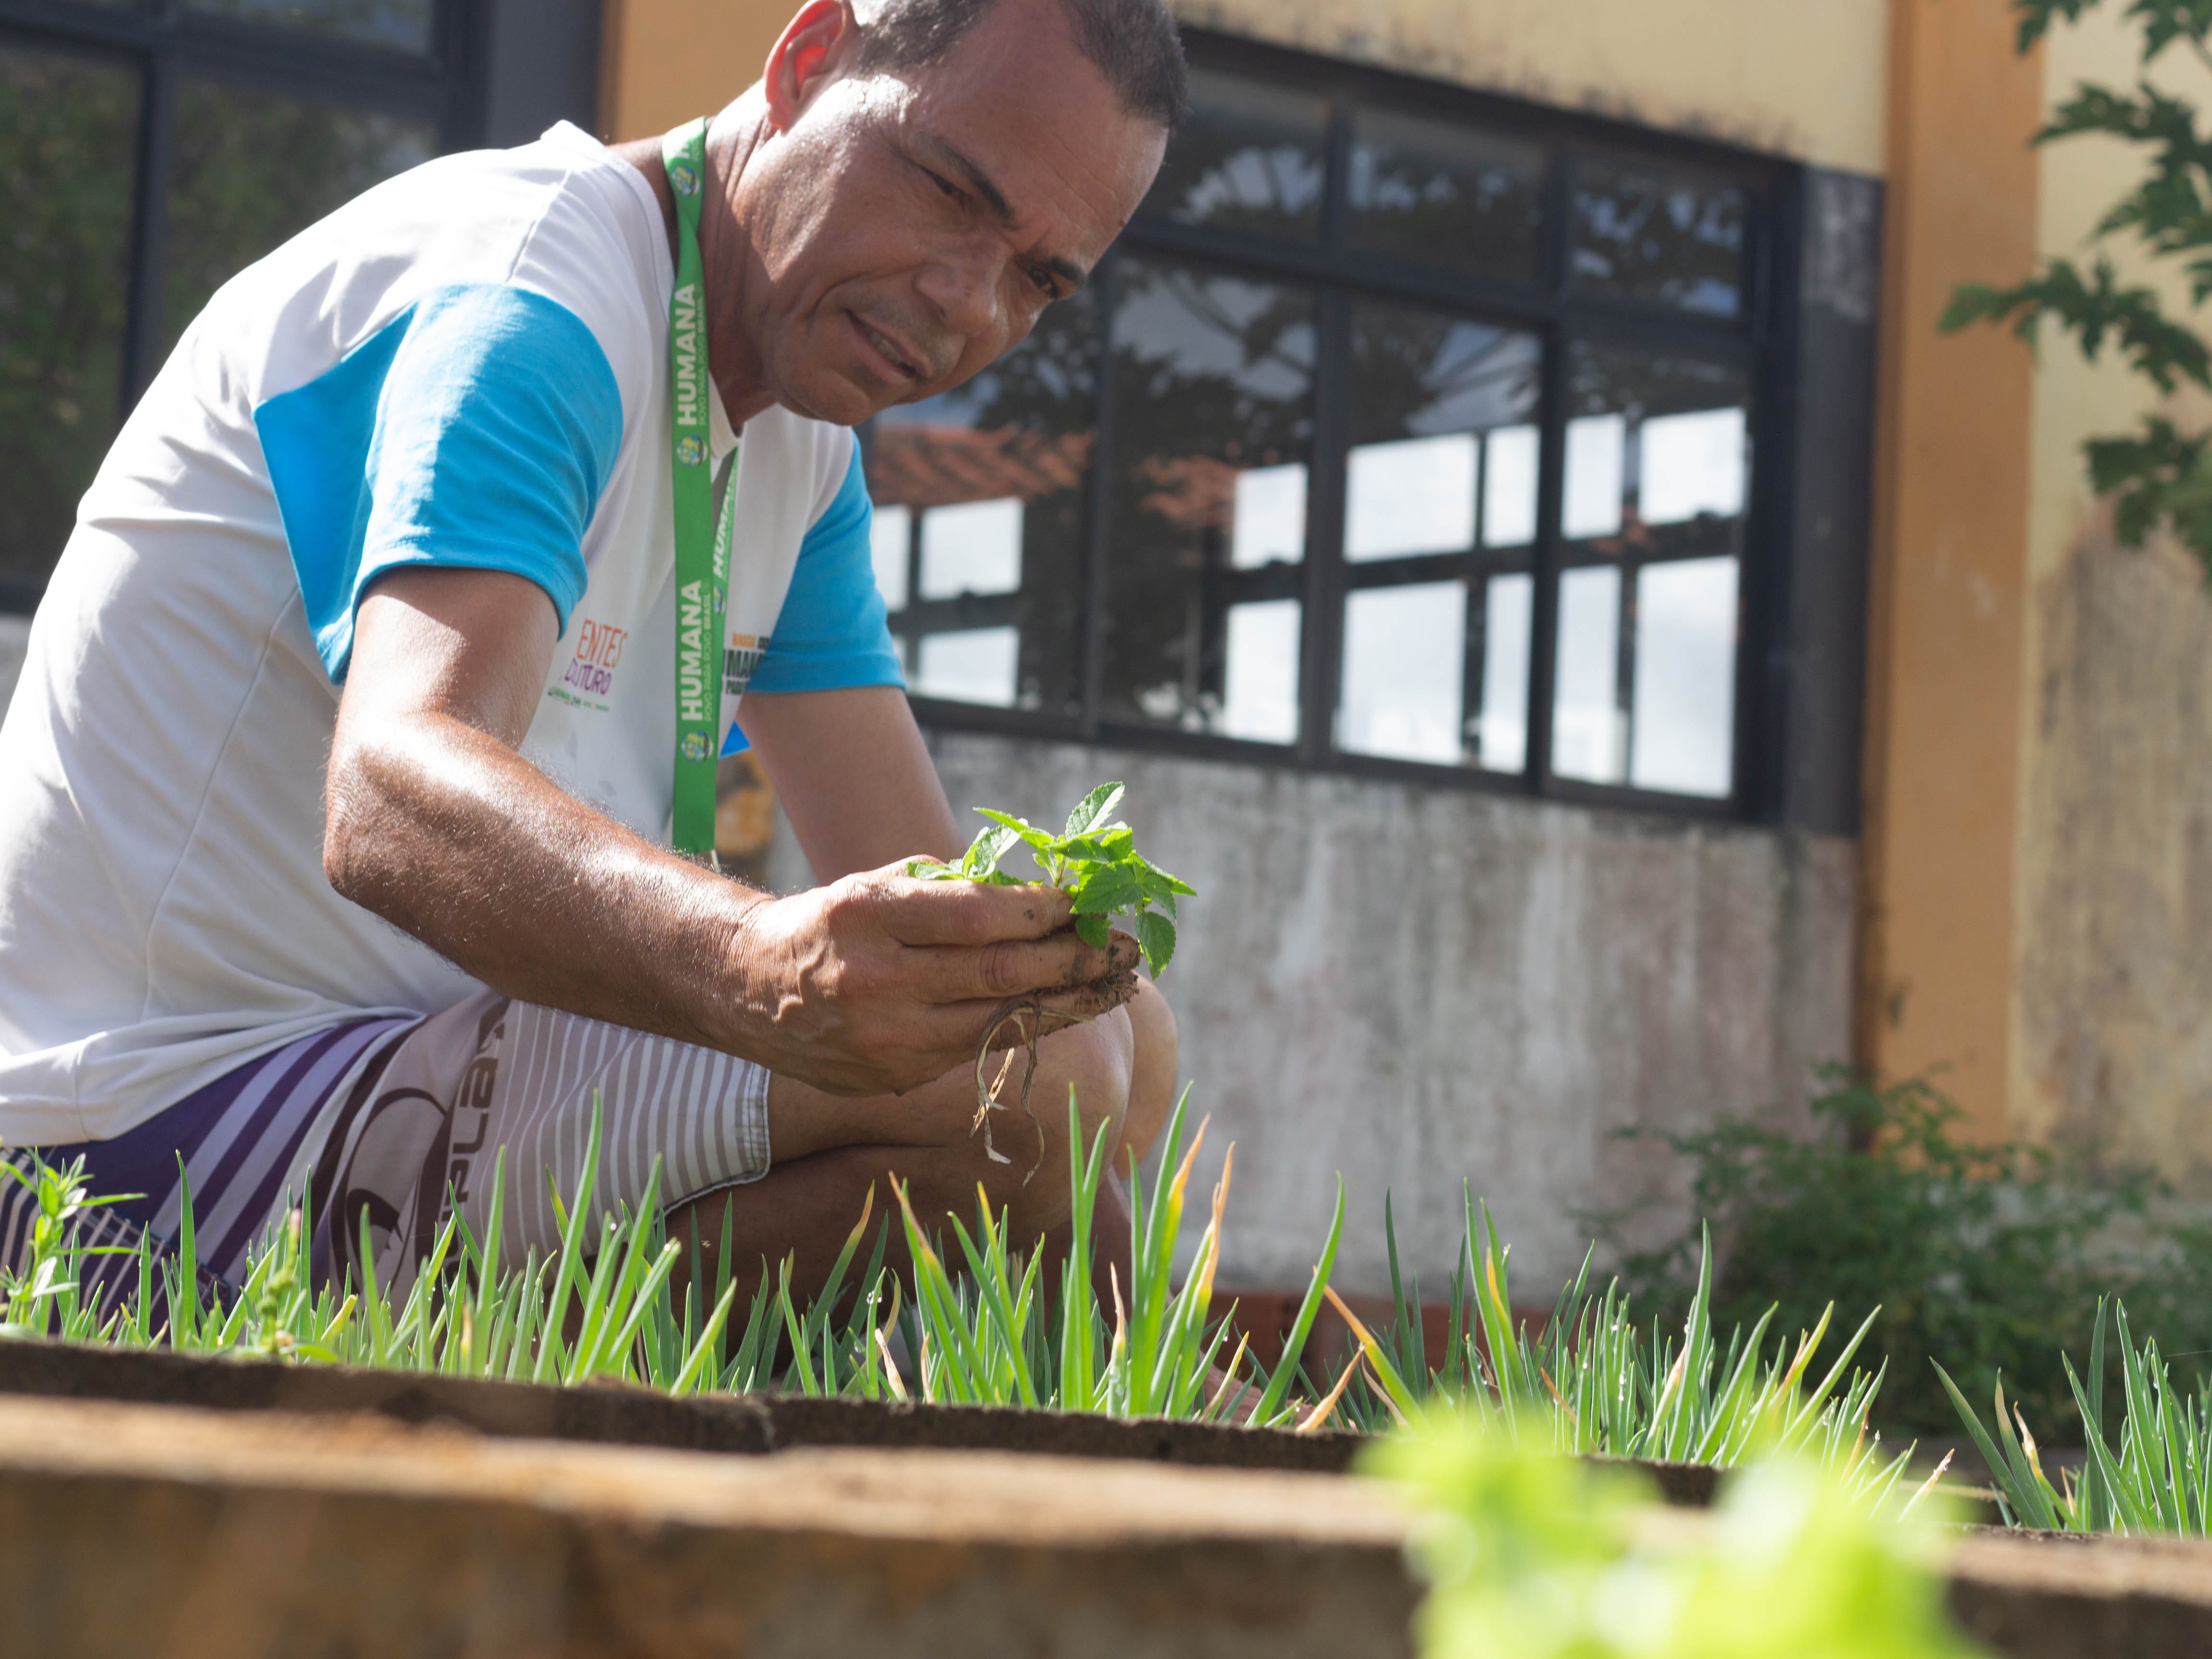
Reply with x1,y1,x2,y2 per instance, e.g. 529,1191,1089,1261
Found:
1053,827,1136,863
1068,862,1146,917
1132,910,1177,976
904,858,962,880
1064,782,1126,838
961,822,1021,879
974,808,1059,856
1073,913,1110,949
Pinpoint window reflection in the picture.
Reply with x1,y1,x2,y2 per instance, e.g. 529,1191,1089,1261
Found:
1630,556,1738,796
916,627,1022,709
185,0,433,52
1145,68,1327,240
1221,600,1302,744
1571,158,1747,318
1478,574,1531,773
1348,108,1544,284
166,80,432,348
1105,259,1315,742
0,45,139,593
1340,582,1465,764
1554,342,1749,796
1334,300,1539,769
1553,565,1624,784
868,293,1097,714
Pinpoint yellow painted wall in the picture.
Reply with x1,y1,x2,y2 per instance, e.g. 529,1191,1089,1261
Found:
1859,0,2042,1144
599,0,792,140
602,0,1891,172
2008,11,2212,1181
1175,0,1890,173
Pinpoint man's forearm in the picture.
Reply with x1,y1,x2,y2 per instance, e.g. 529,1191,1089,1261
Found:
325,708,763,1053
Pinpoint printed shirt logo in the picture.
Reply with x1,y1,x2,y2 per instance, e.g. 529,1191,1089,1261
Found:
546,617,627,713
725,631,766,700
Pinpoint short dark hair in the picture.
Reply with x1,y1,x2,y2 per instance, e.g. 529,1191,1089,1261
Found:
854,0,1188,131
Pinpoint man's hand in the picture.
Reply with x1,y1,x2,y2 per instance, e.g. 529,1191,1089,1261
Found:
724,864,1139,1095
328,567,1130,1094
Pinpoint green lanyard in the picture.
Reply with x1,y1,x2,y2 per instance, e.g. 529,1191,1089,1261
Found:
663,117,737,857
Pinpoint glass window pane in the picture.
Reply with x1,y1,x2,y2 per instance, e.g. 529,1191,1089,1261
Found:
1639,406,1747,524
1553,565,1624,784
1630,556,1739,797
1562,414,1625,540
870,503,912,612
1221,600,1301,744
1346,434,1477,563
166,82,434,349
1339,581,1465,764
185,0,434,52
919,497,1023,599
1230,462,1306,569
1143,68,1326,240
1562,342,1750,797
868,291,1098,716
1348,109,1545,284
1564,343,1751,553
0,46,140,596
1482,425,1539,550
1478,573,1531,774
1105,260,1315,742
1570,157,1748,319
1336,301,1540,770
915,626,1021,708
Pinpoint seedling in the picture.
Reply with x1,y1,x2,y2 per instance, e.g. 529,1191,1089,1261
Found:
907,781,1193,977
909,783,1195,1171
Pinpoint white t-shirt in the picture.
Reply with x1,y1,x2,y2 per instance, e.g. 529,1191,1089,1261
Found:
0,123,902,1144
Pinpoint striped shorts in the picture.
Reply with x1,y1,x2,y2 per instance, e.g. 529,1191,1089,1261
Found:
2,990,773,1305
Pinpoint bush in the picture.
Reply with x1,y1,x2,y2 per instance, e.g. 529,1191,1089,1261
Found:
1607,1068,2212,1438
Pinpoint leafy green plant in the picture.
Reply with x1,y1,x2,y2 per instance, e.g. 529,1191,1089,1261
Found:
1940,1297,2212,1535
1942,0,2212,573
1369,1414,1982,1659
1607,1066,2212,1436
908,782,1194,978
0,1087,1922,1495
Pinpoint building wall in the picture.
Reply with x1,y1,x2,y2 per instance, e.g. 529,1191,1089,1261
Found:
605,0,1889,1291
1176,0,1888,173
1857,0,2041,1142
2008,13,2212,1183
601,0,1891,170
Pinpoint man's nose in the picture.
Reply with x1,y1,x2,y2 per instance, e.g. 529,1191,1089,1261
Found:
913,239,1004,349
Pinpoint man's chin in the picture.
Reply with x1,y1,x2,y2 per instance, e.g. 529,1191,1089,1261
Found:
770,366,897,428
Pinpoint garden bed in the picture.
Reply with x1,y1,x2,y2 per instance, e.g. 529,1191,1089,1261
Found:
0,1383,2204,1659
0,1335,1740,1501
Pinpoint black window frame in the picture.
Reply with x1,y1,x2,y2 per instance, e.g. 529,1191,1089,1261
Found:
894,27,1820,826
0,0,603,613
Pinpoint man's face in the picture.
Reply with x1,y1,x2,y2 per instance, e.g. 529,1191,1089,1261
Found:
731,0,1168,425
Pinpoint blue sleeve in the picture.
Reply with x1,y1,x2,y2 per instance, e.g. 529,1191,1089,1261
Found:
740,441,907,701
254,283,624,683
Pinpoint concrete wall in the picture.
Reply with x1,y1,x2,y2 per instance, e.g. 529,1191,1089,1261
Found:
772,735,1855,1296
2008,13,2212,1185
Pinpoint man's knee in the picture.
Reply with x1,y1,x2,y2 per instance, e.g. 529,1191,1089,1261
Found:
1121,978,1179,1163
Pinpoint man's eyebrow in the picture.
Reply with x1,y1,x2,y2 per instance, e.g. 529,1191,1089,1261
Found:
926,137,1091,291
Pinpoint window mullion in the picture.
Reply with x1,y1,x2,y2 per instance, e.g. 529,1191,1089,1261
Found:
1525,150,1575,796
1075,257,1120,744
120,42,177,409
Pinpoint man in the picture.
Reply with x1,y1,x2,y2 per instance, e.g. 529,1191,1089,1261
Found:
0,0,1186,1303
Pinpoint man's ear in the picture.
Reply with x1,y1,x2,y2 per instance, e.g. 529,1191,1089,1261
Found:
763,0,858,132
